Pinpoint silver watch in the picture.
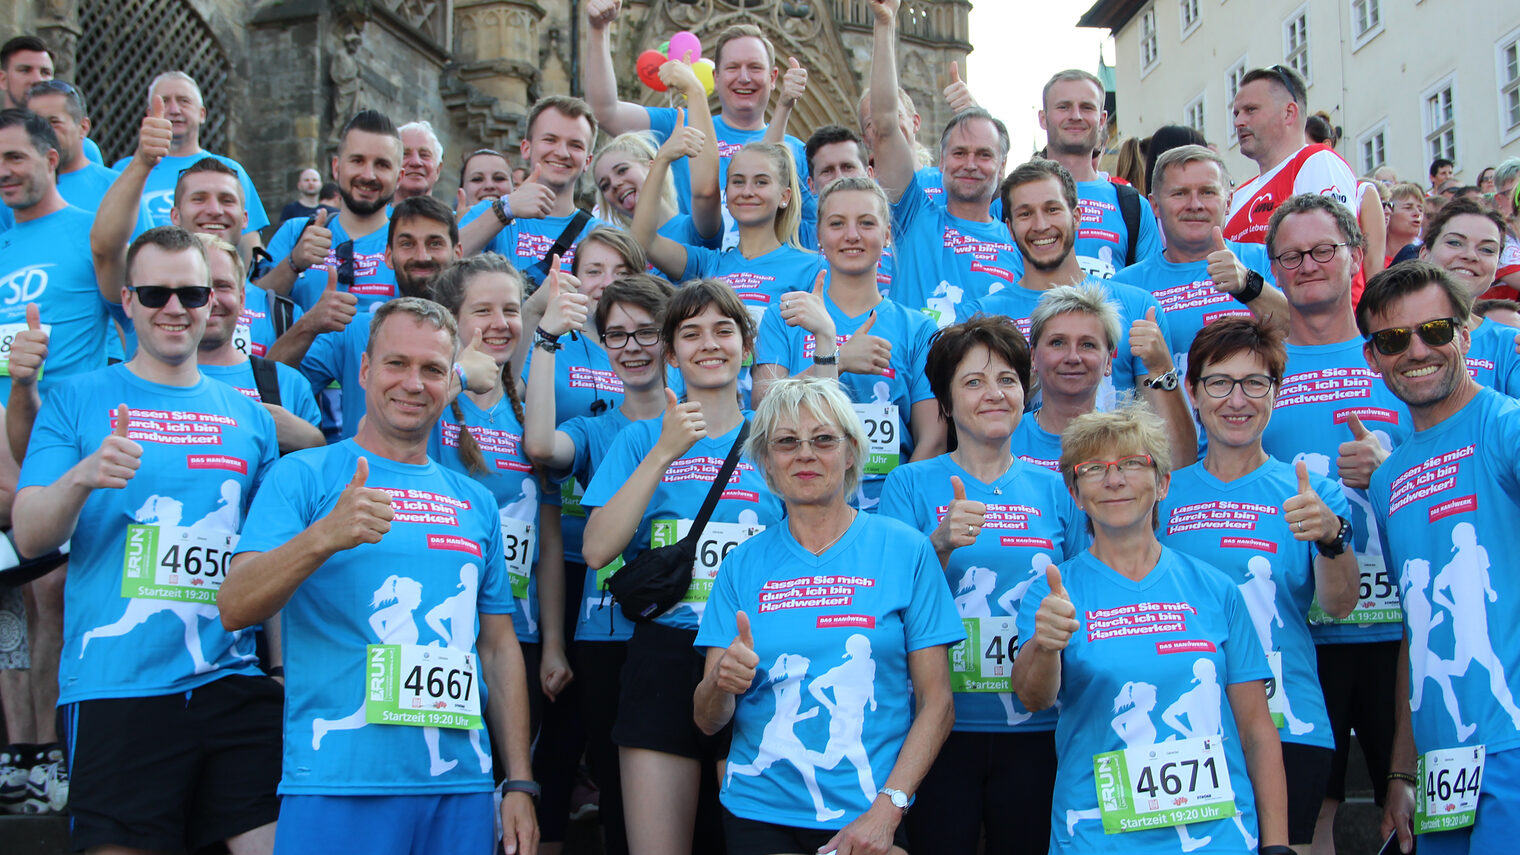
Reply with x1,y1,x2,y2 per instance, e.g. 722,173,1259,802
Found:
1145,369,1179,391
878,786,910,813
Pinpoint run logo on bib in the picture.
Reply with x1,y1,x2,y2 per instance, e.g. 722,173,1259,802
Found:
1094,736,1237,834
120,524,237,603
949,616,1017,692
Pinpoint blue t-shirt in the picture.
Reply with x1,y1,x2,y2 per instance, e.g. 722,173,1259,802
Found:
298,313,372,440
889,170,1019,329
1017,547,1270,854
1072,179,1164,279
430,395,544,643
1260,339,1411,645
1159,460,1346,749
110,152,268,233
560,410,637,642
459,200,604,287
581,416,784,631
1371,388,1520,755
0,205,111,401
1463,317,1520,396
200,359,321,429
879,454,1085,731
237,439,513,795
963,275,1169,410
1010,414,1063,472
237,284,304,359
83,137,102,165
915,166,1004,220
755,289,936,508
267,214,396,312
681,243,825,330
645,107,809,250
0,164,157,236
695,512,964,829
17,365,278,702
1109,242,1274,374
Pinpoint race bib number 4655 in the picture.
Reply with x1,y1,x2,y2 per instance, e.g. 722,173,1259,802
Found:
121,524,237,603
1094,737,1237,834
364,643,482,730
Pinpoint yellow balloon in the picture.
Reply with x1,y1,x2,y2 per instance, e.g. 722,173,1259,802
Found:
693,59,715,96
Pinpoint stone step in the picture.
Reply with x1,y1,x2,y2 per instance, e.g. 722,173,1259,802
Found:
0,815,69,855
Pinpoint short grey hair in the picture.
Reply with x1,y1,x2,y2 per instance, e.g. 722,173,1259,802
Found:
1151,144,1231,194
399,120,443,161
1494,157,1520,192
746,377,869,499
1266,193,1364,257
1029,282,1123,352
367,297,459,357
939,107,1010,163
147,70,203,107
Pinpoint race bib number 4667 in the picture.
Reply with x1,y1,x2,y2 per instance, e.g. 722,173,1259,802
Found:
364,643,483,730
1094,737,1237,834
121,524,237,603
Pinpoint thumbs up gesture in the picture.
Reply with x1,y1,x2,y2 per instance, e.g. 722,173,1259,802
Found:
1283,460,1336,543
1032,565,1077,653
655,108,706,166
321,456,395,551
506,163,555,220
942,60,977,113
1129,306,1173,379
85,404,143,489
658,53,704,99
539,257,590,338
778,269,834,340
838,311,893,376
291,208,333,274
932,475,988,558
7,303,49,387
1335,413,1387,490
135,95,173,168
714,610,760,694
302,263,358,335
780,57,808,107
654,387,707,462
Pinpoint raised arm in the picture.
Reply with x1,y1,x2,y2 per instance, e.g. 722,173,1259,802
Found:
583,0,656,135
92,96,170,303
5,304,46,461
763,57,807,145
868,0,915,202
522,274,587,470
630,117,700,279
661,59,723,240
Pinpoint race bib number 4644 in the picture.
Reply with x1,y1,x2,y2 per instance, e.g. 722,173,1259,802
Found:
364,643,482,730
1416,745,1484,834
121,524,237,603
1094,737,1237,834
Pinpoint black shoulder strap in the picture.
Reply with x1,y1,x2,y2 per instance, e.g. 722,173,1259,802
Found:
1115,182,1142,269
533,209,592,285
249,355,282,408
684,421,752,543
269,292,297,339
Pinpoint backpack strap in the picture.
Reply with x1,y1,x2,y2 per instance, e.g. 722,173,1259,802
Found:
249,355,282,408
1114,181,1143,269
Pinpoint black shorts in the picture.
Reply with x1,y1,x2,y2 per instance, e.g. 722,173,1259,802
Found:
724,807,909,855
1281,741,1333,844
62,674,282,852
611,621,729,760
906,729,1056,855
1316,640,1399,803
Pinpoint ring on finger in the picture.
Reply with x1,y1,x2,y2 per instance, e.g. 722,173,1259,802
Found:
967,523,975,536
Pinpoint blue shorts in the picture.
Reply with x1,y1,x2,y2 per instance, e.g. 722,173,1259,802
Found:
1413,746,1520,855
274,792,495,855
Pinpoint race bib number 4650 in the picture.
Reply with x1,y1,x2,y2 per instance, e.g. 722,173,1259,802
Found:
1093,737,1237,834
121,524,237,603
364,643,482,730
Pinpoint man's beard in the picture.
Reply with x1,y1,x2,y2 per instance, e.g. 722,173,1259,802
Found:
396,264,440,299
1022,230,1077,273
340,183,394,217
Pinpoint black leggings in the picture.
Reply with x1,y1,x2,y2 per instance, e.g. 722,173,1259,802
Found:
905,729,1057,855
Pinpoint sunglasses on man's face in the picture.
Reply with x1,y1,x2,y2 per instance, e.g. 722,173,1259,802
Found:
1368,317,1461,356
127,285,212,309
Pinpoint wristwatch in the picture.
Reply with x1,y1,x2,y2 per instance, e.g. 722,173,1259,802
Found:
534,326,563,353
491,196,514,227
812,350,839,366
1145,369,1179,392
1316,515,1351,558
1237,270,1265,304
878,787,910,814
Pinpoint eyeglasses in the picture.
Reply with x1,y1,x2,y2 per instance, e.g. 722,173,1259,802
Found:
768,434,843,454
603,327,660,349
336,239,355,290
1073,454,1154,481
127,285,212,309
1199,374,1275,399
1273,242,1347,269
1368,317,1461,356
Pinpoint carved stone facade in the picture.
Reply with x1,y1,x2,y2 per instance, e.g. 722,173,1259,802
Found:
6,0,972,225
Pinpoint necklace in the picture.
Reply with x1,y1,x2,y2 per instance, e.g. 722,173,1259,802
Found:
808,509,857,555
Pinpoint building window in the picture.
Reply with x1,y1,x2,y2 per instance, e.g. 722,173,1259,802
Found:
1179,0,1200,39
1423,76,1457,167
1185,92,1206,137
1140,6,1160,75
1283,6,1311,85
1351,0,1383,48
1501,27,1520,143
1225,57,1248,146
1358,122,1388,174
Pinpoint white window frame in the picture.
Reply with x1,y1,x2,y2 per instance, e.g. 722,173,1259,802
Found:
1283,4,1311,87
1139,4,1160,77
1184,91,1207,138
1357,120,1389,175
1350,0,1384,52
1225,55,1248,147
1499,24,1520,145
1179,0,1201,40
1421,74,1458,170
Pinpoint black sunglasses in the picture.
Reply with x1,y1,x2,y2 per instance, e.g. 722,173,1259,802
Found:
1368,317,1461,356
127,285,212,309
1269,64,1304,105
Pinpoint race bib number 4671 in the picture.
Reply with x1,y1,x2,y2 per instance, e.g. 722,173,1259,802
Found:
121,524,237,603
1094,737,1237,834
364,643,483,730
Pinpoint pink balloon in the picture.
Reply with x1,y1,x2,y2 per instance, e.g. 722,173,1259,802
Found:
668,31,702,63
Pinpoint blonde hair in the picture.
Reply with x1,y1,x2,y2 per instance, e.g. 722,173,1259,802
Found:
745,376,869,498
592,132,677,229
194,233,244,288
733,142,805,249
1059,400,1172,490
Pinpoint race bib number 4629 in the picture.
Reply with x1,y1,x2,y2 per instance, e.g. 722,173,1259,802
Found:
1093,737,1237,834
121,524,237,603
852,402,900,476
364,643,483,730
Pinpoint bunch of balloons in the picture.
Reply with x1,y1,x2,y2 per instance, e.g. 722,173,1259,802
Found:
636,30,715,95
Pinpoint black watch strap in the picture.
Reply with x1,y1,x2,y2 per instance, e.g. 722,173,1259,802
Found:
1237,270,1265,304
1316,515,1351,558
